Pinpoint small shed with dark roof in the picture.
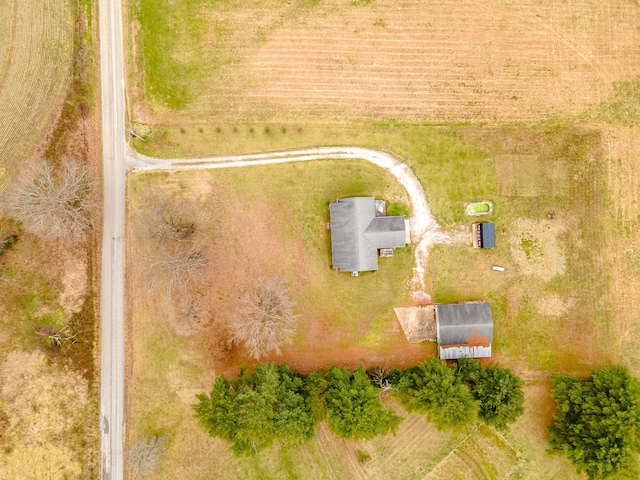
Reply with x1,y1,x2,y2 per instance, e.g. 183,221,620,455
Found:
436,302,493,359
472,222,495,248
329,197,407,275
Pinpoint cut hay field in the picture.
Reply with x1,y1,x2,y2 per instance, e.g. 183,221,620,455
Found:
129,0,640,124
0,0,75,189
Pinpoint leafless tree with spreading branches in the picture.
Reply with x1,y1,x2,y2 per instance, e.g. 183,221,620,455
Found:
229,277,299,360
2,159,94,243
137,192,209,297
128,435,167,479
146,242,209,296
169,294,209,336
35,324,78,346
369,367,393,395
140,193,196,243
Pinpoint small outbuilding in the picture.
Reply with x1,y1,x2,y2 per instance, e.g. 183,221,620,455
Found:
472,222,495,248
394,301,494,359
329,197,408,275
436,302,493,360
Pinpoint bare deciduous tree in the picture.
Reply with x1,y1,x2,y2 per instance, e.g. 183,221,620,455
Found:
140,193,195,243
206,321,234,362
369,367,393,395
147,242,208,296
179,294,206,324
2,159,94,243
170,294,209,336
128,435,167,479
137,192,209,297
229,278,299,360
35,324,78,346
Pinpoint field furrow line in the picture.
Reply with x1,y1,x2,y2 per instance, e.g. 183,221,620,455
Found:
314,424,346,480
378,413,430,465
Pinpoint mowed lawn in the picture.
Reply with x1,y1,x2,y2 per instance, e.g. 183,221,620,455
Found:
126,160,436,479
124,126,602,479
427,127,609,375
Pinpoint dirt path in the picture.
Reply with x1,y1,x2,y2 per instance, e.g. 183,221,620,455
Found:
128,146,454,293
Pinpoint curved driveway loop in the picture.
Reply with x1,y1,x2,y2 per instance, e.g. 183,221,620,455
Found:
128,146,454,291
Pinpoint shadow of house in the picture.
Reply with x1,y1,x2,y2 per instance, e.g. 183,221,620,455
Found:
329,197,407,276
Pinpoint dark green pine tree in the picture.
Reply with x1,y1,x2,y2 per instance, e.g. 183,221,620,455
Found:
193,375,240,446
193,363,313,454
324,366,402,440
549,366,640,479
395,358,478,431
458,358,525,430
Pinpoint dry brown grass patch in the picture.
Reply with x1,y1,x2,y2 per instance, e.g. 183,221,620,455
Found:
506,382,582,479
425,425,522,480
0,350,91,478
509,218,567,282
535,294,576,318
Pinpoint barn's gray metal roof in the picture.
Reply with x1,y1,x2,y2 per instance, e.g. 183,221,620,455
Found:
329,197,406,273
436,302,493,359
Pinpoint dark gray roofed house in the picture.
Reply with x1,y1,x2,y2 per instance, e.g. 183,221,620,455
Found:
329,197,407,275
436,302,493,359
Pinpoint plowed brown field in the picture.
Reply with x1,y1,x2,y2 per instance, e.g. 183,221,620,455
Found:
137,0,640,123
0,0,74,188
244,0,640,121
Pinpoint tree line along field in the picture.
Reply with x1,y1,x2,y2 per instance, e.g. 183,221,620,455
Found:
0,0,75,189
129,0,640,125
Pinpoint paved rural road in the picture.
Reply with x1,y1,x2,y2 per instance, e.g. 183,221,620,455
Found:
98,0,127,478
129,147,454,291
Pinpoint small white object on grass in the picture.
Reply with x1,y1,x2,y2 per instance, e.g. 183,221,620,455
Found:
492,266,505,272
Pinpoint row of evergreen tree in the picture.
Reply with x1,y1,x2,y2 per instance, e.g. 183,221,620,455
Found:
193,358,525,454
194,360,640,479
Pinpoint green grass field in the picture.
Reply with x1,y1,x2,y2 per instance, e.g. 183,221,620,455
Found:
123,0,632,477
124,126,601,478
132,122,493,227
